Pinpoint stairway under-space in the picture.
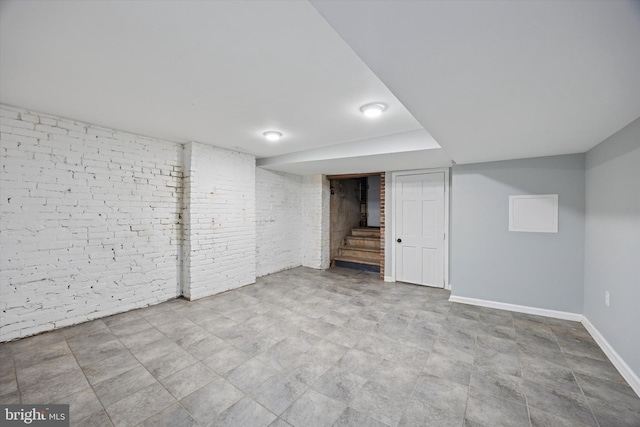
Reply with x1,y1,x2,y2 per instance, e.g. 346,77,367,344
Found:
333,227,381,272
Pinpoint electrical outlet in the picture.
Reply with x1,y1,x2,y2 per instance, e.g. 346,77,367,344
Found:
605,291,610,307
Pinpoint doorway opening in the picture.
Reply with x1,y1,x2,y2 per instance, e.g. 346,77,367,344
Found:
328,173,385,278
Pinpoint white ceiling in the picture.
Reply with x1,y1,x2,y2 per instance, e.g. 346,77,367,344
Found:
311,0,640,165
257,129,443,174
0,0,431,161
2,1,639,174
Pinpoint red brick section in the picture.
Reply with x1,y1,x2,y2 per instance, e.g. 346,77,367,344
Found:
379,173,385,280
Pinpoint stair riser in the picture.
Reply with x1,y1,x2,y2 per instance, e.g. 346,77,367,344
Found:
334,260,380,273
333,257,379,267
352,230,380,238
339,248,380,261
345,237,380,249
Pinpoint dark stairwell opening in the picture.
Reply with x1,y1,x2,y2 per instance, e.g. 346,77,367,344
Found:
329,174,383,274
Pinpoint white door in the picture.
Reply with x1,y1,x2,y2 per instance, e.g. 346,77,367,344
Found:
395,172,445,287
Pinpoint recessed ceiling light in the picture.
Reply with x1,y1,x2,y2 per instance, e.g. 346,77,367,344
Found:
360,102,387,118
263,131,282,142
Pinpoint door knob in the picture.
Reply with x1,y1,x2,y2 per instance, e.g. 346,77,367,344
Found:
397,238,402,243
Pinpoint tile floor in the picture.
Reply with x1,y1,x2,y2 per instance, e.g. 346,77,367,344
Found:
1,267,639,427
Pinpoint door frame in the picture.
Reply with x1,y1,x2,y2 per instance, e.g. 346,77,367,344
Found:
390,168,450,288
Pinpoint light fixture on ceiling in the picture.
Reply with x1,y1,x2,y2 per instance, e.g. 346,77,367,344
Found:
360,102,387,118
263,131,282,142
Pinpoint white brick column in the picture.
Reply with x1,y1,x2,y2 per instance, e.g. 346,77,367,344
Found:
301,174,330,269
182,142,256,300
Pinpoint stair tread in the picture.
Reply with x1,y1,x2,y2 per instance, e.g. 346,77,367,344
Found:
334,255,380,266
347,236,380,241
352,232,380,238
340,246,379,253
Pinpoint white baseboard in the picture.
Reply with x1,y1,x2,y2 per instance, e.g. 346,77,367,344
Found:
448,295,583,322
582,316,640,397
384,276,394,282
445,283,452,291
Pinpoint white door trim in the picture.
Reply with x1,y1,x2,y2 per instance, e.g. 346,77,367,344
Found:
390,168,450,287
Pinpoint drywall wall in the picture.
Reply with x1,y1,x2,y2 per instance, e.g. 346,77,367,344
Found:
584,117,640,382
0,105,183,341
182,142,256,300
450,154,585,314
256,168,303,277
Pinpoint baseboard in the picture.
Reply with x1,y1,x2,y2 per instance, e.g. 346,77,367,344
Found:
448,295,583,322
384,276,394,282
445,283,452,291
582,316,640,397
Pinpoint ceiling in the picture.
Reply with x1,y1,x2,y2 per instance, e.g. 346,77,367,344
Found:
1,1,639,174
312,0,640,165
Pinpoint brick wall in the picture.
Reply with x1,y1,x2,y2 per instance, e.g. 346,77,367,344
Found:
182,142,256,300
0,105,183,341
379,172,386,279
301,175,330,269
0,104,330,341
255,168,303,277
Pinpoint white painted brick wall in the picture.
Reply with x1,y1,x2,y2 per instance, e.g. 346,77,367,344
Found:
0,104,329,341
301,174,331,269
0,105,183,341
255,168,303,276
182,142,256,300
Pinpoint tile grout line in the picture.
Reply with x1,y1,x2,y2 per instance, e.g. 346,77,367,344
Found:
161,297,292,426
404,295,453,427
548,322,602,427
6,268,636,426
460,307,479,427
126,304,216,427
62,329,116,426
10,340,21,404
512,314,534,427
87,307,186,426
368,286,416,425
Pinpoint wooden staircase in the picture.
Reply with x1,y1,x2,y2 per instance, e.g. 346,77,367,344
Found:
333,227,381,272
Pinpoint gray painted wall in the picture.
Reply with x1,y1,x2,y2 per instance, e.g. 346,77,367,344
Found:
451,154,585,313
584,117,640,377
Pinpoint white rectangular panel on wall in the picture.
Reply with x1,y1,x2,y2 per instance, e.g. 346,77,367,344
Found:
509,194,558,233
